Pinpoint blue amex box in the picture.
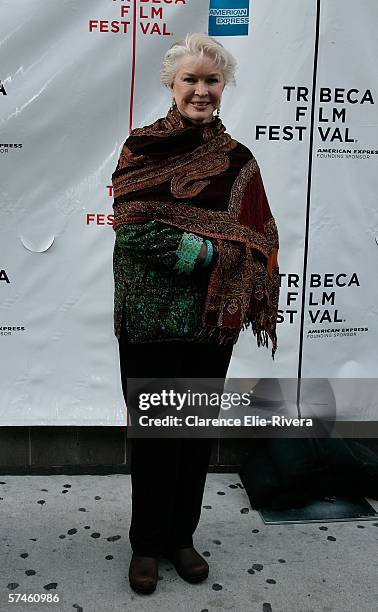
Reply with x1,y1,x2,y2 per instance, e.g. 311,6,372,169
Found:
208,0,250,37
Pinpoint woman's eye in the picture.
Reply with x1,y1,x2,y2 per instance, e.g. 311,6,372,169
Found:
182,77,219,84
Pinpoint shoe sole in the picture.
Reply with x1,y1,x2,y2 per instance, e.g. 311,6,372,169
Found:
176,569,209,584
129,581,157,595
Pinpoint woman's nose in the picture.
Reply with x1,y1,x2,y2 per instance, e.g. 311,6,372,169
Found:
194,81,208,96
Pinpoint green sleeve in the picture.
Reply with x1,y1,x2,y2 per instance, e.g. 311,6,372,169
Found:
115,221,206,273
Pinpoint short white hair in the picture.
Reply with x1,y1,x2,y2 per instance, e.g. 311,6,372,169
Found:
161,32,237,88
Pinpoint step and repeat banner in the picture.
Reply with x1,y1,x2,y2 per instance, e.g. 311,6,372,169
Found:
1,0,377,425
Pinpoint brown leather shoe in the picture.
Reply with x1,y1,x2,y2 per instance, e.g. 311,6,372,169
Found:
163,547,209,583
128,554,158,594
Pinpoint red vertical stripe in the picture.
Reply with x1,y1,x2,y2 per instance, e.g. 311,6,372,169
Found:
129,0,137,134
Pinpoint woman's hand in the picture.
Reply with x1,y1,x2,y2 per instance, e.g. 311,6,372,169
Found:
196,241,207,265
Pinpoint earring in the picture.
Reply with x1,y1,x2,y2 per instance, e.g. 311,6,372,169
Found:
170,98,177,111
214,106,221,118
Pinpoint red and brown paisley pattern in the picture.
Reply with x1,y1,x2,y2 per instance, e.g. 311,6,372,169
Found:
112,108,280,356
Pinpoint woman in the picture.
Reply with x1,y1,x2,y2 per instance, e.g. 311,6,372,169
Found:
112,33,279,595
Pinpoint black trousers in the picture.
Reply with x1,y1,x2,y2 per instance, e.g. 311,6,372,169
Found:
118,330,233,556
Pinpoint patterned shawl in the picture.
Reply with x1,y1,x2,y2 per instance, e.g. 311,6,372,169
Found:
112,107,280,357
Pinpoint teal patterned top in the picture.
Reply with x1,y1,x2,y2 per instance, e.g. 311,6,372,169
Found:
113,220,224,343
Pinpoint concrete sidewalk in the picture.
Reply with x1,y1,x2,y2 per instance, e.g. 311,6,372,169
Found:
0,474,377,612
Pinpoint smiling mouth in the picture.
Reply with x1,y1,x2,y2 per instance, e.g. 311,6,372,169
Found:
190,102,211,109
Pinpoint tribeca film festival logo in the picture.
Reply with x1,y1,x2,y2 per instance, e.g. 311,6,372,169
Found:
255,85,376,159
89,0,187,36
278,271,368,340
208,0,249,37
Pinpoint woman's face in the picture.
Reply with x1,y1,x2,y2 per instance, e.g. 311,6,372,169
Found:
171,54,225,124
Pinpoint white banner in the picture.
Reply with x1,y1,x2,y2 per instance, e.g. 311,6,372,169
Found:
1,0,377,424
